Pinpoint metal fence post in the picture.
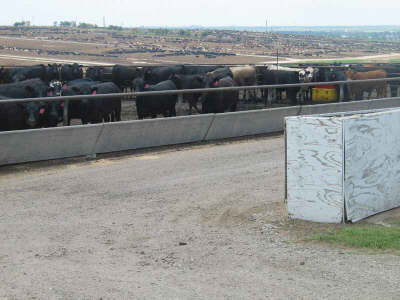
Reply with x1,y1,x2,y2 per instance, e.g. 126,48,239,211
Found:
63,100,69,126
339,84,345,102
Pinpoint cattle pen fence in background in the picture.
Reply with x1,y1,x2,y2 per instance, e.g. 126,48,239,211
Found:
1,77,400,166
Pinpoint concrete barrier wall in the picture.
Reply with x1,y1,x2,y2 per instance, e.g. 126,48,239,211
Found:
0,124,103,165
204,98,400,141
1,97,400,166
95,114,215,154
204,107,301,140
300,98,400,116
0,115,214,166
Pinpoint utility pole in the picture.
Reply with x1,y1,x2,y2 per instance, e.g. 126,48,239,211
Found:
276,48,279,69
275,25,279,70
265,19,268,55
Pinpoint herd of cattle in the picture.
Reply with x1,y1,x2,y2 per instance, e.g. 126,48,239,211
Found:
0,63,399,131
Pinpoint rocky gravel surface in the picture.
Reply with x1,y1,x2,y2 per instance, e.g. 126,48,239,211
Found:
1,136,399,299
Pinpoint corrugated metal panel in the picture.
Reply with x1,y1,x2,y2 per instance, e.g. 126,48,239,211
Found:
344,110,400,222
286,116,344,223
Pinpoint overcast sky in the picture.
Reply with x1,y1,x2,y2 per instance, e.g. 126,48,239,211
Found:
2,0,400,27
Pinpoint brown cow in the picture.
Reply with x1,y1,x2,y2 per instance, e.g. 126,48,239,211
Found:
345,70,387,100
230,66,257,100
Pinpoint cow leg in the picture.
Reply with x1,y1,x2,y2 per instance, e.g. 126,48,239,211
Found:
390,84,398,97
357,91,363,101
187,98,195,115
115,104,121,121
378,87,386,98
189,101,200,115
382,86,388,98
170,106,177,117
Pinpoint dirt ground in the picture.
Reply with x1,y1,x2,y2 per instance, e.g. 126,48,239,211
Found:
1,135,399,299
1,30,400,66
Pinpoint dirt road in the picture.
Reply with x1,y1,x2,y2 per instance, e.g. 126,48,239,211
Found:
1,136,399,299
1,51,400,67
0,54,115,66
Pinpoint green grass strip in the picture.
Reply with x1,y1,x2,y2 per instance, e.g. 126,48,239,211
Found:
311,225,400,250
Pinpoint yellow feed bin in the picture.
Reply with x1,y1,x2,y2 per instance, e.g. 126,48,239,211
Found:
312,85,337,102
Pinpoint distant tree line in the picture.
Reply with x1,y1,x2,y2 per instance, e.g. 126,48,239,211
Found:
51,21,125,31
11,20,228,41
13,21,31,27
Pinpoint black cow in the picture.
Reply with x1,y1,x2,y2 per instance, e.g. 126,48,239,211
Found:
169,74,206,114
66,78,96,86
46,64,61,82
62,79,120,124
143,65,184,84
90,82,122,122
182,65,219,75
61,81,94,125
0,96,25,131
0,79,48,129
42,87,63,127
206,67,234,82
8,64,59,83
258,68,300,105
319,68,349,101
202,75,238,114
86,66,113,82
133,78,178,119
0,67,10,83
61,64,83,82
9,65,45,82
112,65,141,89
0,79,46,99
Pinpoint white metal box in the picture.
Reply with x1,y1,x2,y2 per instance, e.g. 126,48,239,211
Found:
286,108,400,223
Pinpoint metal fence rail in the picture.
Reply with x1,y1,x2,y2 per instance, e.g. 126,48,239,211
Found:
2,97,400,166
1,77,400,105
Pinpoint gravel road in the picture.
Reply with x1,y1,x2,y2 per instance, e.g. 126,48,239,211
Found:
1,135,399,299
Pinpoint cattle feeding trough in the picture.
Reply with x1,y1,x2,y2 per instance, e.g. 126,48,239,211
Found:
1,77,400,167
286,107,400,223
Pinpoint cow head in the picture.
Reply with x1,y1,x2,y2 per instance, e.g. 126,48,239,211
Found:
12,72,27,82
24,85,37,98
345,70,356,80
132,78,146,92
299,67,317,83
23,101,46,128
50,81,63,96
169,74,183,89
46,101,62,127
204,73,219,89
46,64,60,81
